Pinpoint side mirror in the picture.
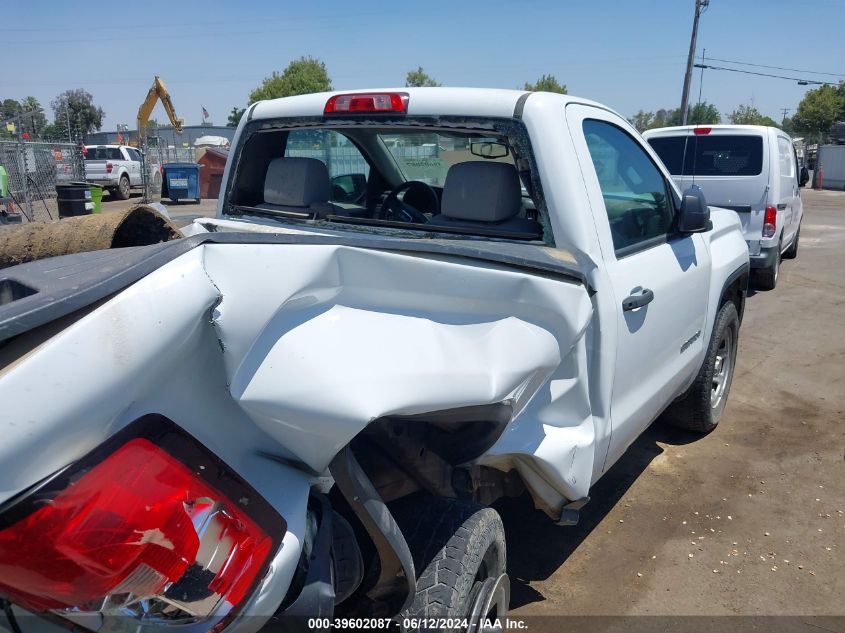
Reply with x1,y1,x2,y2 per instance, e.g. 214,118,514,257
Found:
331,173,367,203
678,185,710,233
799,166,810,187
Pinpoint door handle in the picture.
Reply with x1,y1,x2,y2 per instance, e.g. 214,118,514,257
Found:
622,286,654,311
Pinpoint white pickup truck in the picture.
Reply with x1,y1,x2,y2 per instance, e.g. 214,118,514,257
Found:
0,88,749,631
85,144,160,200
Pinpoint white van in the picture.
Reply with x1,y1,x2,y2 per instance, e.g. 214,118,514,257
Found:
643,125,808,289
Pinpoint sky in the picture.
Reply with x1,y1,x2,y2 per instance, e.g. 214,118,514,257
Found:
4,0,843,131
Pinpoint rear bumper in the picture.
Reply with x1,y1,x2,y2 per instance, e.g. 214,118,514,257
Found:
87,177,120,187
750,244,778,269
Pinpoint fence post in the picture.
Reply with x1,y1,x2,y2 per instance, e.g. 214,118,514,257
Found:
18,137,33,220
140,145,150,203
76,139,86,181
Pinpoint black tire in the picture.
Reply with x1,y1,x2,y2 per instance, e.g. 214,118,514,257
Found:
663,301,739,433
752,240,781,290
391,496,507,629
783,228,799,259
115,175,131,200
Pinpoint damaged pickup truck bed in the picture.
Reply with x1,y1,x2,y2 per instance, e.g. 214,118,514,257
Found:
0,88,749,632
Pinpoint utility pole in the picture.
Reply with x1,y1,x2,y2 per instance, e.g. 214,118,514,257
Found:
780,108,791,124
680,0,710,126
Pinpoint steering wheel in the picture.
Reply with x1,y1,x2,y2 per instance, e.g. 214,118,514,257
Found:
378,180,439,223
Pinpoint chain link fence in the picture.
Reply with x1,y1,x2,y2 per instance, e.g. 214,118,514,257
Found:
145,145,195,166
139,145,198,202
0,140,86,222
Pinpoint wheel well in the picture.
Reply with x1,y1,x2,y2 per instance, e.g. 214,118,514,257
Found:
719,269,748,323
351,412,525,507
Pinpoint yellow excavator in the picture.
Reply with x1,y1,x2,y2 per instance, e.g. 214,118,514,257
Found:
136,76,184,201
137,76,183,146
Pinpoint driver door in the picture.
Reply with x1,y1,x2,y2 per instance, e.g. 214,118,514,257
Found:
567,104,712,467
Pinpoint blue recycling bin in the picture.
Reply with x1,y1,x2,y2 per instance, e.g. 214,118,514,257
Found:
162,163,201,203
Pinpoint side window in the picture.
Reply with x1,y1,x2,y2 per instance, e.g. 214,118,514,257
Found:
126,148,142,161
777,137,795,179
284,130,370,202
583,120,675,253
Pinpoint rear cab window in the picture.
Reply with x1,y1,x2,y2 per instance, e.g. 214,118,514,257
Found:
647,134,764,176
85,147,123,161
224,116,549,244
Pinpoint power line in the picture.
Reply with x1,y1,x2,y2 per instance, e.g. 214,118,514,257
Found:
705,56,844,79
693,63,837,86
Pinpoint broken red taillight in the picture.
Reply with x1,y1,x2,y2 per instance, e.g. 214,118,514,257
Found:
105,162,113,174
0,416,285,628
324,92,409,115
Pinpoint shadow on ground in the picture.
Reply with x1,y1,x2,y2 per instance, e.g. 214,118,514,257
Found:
495,422,704,609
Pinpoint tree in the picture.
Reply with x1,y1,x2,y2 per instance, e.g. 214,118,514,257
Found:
227,106,246,127
791,84,845,140
405,67,440,87
652,108,675,129
523,74,567,94
51,89,105,140
1,98,20,121
628,102,720,132
630,110,655,132
0,99,20,137
728,104,779,127
38,122,63,141
248,57,331,104
19,96,47,136
674,102,720,125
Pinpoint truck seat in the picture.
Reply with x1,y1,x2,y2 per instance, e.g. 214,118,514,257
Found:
427,162,542,239
258,157,335,217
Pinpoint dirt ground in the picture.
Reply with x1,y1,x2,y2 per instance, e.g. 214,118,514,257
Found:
502,188,845,618
99,190,217,227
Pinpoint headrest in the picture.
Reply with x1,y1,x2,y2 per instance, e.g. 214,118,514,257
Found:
264,157,330,207
440,161,522,222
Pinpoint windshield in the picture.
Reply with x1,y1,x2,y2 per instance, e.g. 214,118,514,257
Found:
379,132,516,187
226,118,546,243
648,135,764,176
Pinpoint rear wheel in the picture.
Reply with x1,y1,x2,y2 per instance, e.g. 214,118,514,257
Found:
662,301,739,434
391,496,508,632
115,175,131,200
